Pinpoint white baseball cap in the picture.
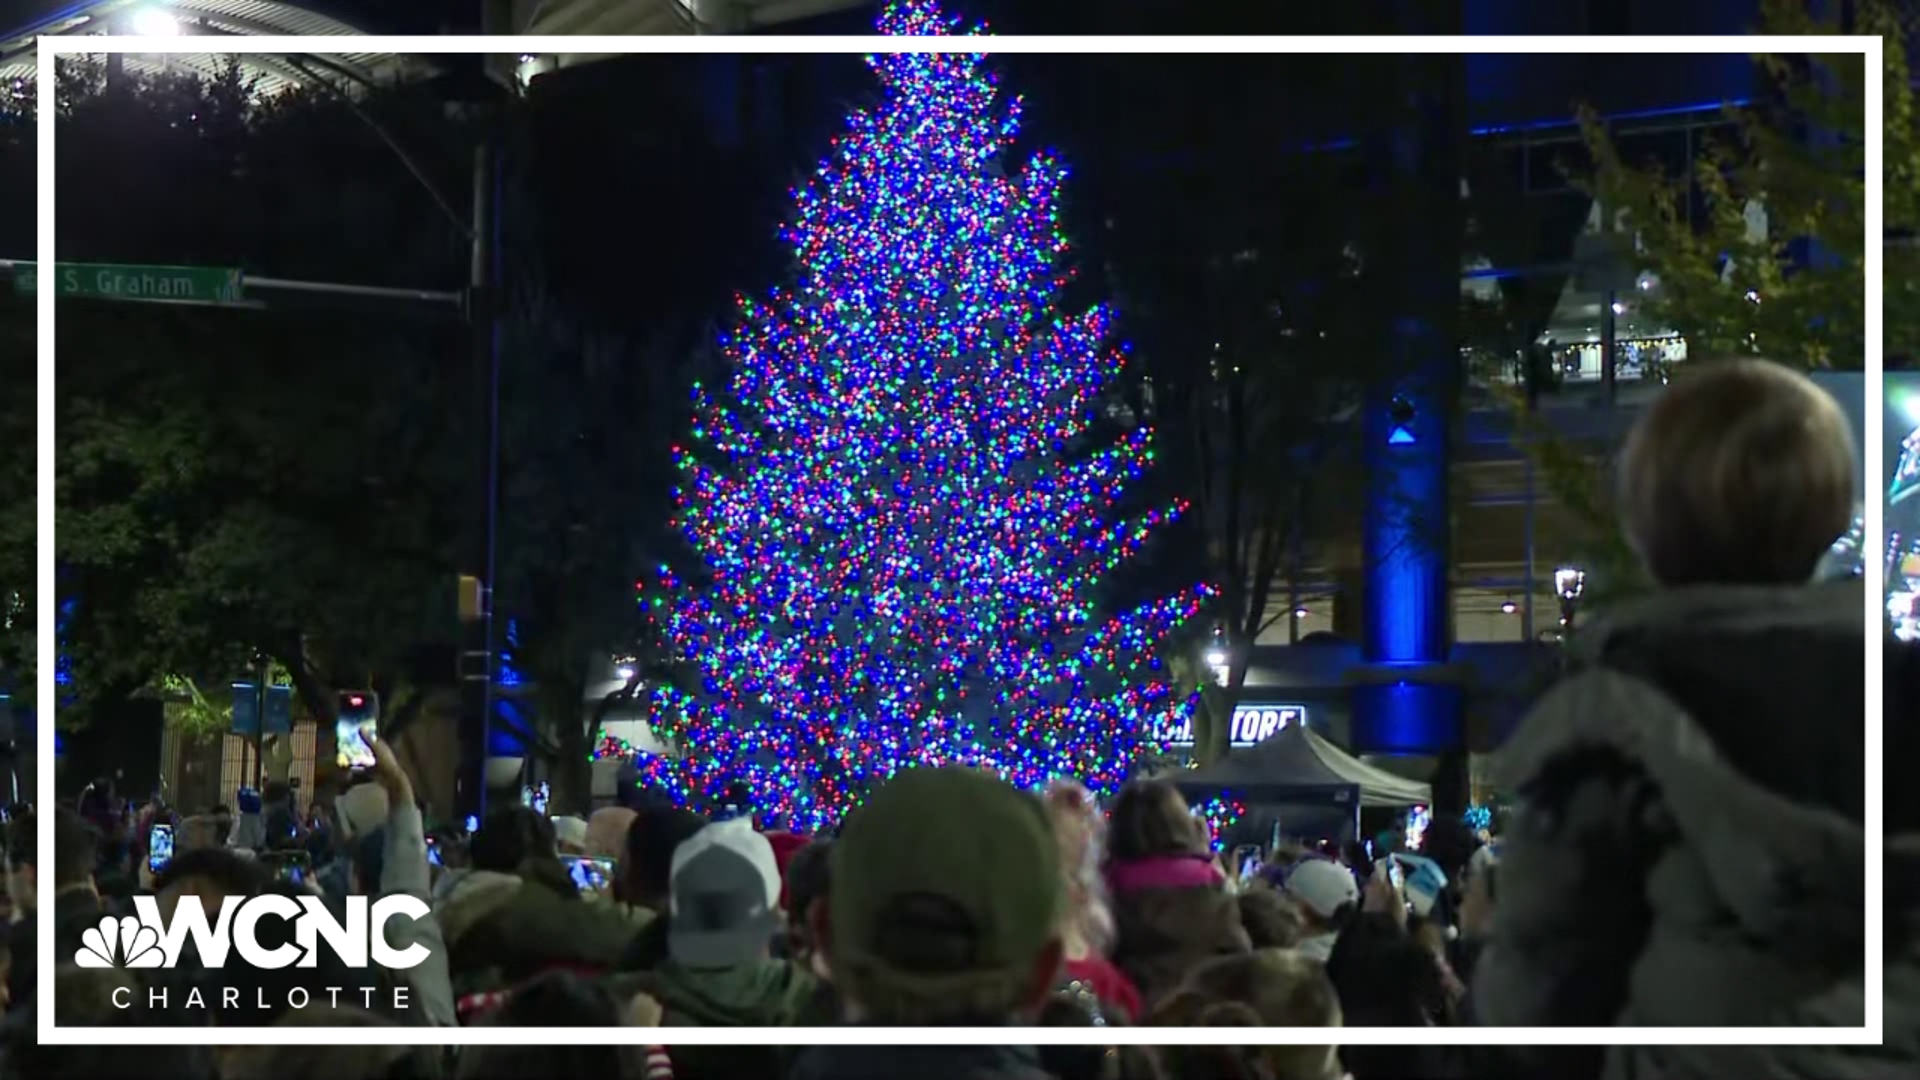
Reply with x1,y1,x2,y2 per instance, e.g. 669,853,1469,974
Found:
1284,858,1360,919
667,819,783,968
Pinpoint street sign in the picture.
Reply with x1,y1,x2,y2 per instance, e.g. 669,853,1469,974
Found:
232,682,260,737
14,262,243,305
263,685,293,736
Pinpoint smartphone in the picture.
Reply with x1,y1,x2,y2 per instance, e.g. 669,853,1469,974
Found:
562,854,615,893
147,823,174,874
261,850,311,886
463,814,478,835
335,690,379,769
531,781,550,817
426,838,444,868
1386,854,1405,891
1232,844,1261,883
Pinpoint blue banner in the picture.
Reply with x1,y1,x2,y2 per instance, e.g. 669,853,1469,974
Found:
231,683,259,737
263,685,293,736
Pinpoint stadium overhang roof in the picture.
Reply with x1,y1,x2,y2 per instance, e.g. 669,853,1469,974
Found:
0,1,432,95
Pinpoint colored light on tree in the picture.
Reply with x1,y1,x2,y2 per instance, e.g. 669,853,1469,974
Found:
599,0,1206,830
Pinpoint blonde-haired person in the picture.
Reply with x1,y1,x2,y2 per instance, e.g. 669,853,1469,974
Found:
1477,359,1920,1074
1042,780,1142,1022
1152,949,1346,1080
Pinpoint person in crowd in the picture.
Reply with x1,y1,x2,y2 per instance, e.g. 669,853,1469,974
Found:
5,808,108,1014
435,804,641,1009
762,829,810,914
786,766,1065,1080
333,730,455,1027
229,786,267,853
1474,358,1920,1073
319,781,392,898
1152,949,1345,1080
586,807,638,860
218,1007,445,1080
615,819,819,1080
152,844,269,925
1042,780,1141,1023
1236,881,1305,951
614,804,710,971
2,968,220,1080
553,815,590,856
1281,858,1357,964
779,838,840,1023
460,971,670,1080
1102,778,1251,1009
1326,912,1464,1080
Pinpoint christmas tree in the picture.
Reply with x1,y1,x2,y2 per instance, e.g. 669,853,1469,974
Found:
609,0,1209,830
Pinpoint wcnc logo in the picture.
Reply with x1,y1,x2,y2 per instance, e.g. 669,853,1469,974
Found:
74,895,431,971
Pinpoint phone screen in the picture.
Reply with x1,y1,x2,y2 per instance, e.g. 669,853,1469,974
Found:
1387,855,1405,890
463,814,478,835
148,824,174,874
532,781,550,817
426,839,444,867
563,855,614,893
335,691,378,769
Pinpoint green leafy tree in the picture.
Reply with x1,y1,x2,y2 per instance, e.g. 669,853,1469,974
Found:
1488,6,1904,603
28,63,473,734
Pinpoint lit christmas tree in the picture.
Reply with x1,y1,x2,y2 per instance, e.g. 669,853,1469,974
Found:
608,0,1209,830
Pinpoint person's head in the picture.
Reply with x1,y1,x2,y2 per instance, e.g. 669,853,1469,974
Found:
53,805,99,893
218,1007,431,1080
666,819,782,969
332,783,391,846
459,971,656,1080
1323,911,1447,1027
551,816,589,856
783,839,833,974
1105,778,1207,862
818,766,1063,1025
1041,780,1114,957
1281,858,1358,936
620,804,707,908
1237,882,1305,949
153,845,267,926
584,807,636,860
1154,950,1344,1080
469,805,557,873
1620,357,1853,587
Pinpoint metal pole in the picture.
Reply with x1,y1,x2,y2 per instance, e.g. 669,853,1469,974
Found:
1523,454,1537,642
253,655,267,791
456,135,499,827
1601,287,1618,405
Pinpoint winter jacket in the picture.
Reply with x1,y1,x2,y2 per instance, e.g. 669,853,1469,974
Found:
435,868,643,999
606,959,822,1080
1473,582,1920,1079
1105,854,1251,1009
788,1044,1057,1080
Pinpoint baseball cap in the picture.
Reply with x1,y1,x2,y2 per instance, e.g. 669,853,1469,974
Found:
1284,858,1359,919
551,816,589,852
668,820,782,968
830,767,1062,997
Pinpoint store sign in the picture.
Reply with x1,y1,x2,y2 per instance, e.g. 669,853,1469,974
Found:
1161,704,1305,748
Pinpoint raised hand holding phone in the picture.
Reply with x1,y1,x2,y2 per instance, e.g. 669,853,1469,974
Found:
362,726,414,808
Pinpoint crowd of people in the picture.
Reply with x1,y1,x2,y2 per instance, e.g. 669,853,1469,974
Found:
0,362,1911,1080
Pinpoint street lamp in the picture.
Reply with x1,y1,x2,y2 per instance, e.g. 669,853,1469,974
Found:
130,6,182,36
1555,566,1586,631
1203,629,1229,687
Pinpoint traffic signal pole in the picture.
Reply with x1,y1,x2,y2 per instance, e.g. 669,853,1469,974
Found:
457,134,502,828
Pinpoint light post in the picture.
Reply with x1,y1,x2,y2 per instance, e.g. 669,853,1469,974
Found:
1554,566,1586,634
1203,629,1229,688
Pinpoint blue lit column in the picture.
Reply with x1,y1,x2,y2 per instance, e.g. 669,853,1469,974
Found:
1350,45,1467,768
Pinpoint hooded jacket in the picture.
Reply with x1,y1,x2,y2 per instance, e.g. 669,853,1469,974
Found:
1473,582,1920,1079
434,867,644,998
611,959,820,1080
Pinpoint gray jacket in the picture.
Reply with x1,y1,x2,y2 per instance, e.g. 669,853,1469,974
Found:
377,801,456,1026
1473,582,1919,1079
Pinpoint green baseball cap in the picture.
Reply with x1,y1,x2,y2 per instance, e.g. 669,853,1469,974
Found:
830,766,1062,997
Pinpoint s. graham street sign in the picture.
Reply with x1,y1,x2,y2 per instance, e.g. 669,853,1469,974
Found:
1160,704,1306,749
14,262,244,305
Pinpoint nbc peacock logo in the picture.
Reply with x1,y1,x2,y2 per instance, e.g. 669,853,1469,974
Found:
75,914,167,969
